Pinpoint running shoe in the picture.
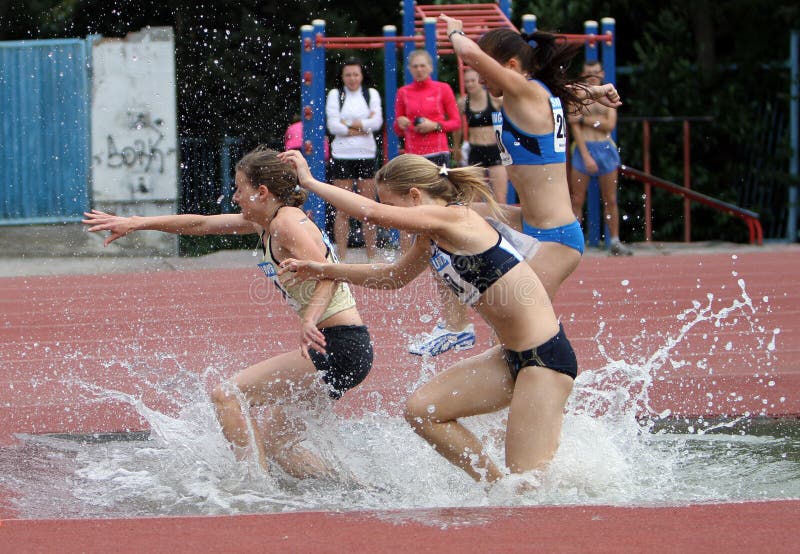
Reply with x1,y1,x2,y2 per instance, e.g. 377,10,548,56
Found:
408,322,476,356
609,238,634,256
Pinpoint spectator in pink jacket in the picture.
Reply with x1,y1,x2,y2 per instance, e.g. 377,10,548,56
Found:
284,114,330,161
393,50,460,167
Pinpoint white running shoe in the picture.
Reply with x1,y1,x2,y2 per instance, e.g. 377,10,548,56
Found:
408,322,476,356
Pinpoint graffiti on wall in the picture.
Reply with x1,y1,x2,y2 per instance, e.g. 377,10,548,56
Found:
93,111,176,176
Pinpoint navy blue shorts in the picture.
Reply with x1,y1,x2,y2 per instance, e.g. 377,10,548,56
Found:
309,325,373,399
503,324,578,380
330,158,376,181
468,143,503,167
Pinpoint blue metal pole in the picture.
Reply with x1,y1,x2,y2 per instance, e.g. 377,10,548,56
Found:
522,14,537,36
789,30,798,242
584,20,599,62
584,19,601,247
499,0,512,20
304,20,327,227
383,25,399,161
601,17,617,247
424,17,437,80
601,17,617,138
402,0,415,85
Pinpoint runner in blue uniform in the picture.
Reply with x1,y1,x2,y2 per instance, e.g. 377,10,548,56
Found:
442,14,622,301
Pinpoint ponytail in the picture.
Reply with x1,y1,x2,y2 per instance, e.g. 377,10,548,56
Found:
478,28,586,111
375,155,503,220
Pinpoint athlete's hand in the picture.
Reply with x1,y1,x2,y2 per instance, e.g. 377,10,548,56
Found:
299,318,326,359
584,156,599,175
278,150,314,187
279,258,326,285
588,83,622,108
439,14,463,38
82,210,136,246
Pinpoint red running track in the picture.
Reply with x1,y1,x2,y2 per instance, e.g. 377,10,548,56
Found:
1,247,799,550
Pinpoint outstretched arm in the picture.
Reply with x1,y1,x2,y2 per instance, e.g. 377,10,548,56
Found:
280,237,430,291
278,150,452,235
82,210,259,246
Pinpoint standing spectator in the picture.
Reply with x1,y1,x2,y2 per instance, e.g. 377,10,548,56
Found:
394,49,473,356
453,67,509,203
568,61,632,256
326,58,383,261
394,49,461,167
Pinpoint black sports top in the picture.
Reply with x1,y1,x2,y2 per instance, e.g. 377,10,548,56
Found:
429,230,523,306
465,94,494,128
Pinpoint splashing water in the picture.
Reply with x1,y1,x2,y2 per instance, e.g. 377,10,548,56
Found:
1,281,798,519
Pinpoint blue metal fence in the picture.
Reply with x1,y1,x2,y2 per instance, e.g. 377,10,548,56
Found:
0,38,91,224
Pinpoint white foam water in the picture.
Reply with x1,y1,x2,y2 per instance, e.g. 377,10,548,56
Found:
1,280,798,519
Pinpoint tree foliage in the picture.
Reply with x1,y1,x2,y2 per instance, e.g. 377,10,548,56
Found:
2,0,799,240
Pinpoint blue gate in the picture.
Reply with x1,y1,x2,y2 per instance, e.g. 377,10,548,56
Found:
0,38,91,224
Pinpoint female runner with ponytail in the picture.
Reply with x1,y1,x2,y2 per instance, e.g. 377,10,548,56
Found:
279,150,579,485
441,14,622,300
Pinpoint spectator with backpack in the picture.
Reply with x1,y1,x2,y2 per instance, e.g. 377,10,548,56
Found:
326,57,383,261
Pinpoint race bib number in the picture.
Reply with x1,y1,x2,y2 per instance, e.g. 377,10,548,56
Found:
492,111,513,166
258,261,301,312
550,97,566,153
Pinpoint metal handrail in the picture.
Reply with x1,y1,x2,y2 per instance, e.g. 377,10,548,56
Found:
619,165,764,245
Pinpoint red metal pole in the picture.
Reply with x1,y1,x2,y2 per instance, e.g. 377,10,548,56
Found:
643,120,652,242
683,120,691,242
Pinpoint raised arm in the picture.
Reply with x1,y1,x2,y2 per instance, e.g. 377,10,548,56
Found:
439,14,531,100
82,210,259,246
278,150,453,235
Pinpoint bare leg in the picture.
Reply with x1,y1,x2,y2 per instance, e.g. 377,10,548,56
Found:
488,165,509,204
405,346,514,482
258,405,333,479
332,178,353,260
569,167,590,221
598,169,621,240
528,242,582,301
505,366,574,474
437,278,470,331
357,177,379,260
210,350,321,473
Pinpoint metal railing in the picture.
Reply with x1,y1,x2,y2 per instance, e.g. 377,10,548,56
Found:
619,165,763,245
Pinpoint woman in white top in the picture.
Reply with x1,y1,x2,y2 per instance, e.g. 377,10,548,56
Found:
326,57,383,261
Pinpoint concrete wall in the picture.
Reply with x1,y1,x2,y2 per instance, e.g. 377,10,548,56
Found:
89,27,178,255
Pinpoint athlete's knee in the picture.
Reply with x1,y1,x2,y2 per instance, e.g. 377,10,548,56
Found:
210,381,240,409
404,391,442,428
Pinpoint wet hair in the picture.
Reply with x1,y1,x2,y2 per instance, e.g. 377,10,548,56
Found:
477,28,585,109
235,146,307,207
335,57,373,91
374,154,502,218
